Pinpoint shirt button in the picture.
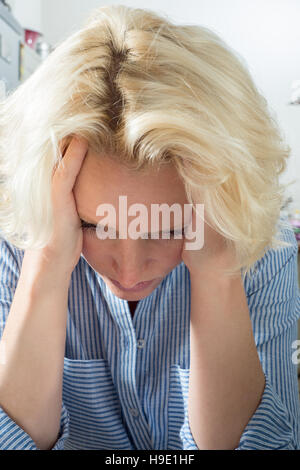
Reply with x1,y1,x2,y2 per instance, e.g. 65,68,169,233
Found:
129,408,139,417
137,339,145,349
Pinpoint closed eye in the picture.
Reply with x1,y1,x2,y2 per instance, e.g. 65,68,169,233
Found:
80,219,186,239
161,229,185,239
80,220,98,235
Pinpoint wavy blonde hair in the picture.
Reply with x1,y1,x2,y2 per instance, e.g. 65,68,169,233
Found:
0,4,293,280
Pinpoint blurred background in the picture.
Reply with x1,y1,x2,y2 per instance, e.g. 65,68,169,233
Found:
0,0,300,391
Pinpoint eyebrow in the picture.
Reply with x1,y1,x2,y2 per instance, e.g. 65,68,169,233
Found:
79,217,184,237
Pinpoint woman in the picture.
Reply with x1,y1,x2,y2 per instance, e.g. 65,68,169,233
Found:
0,5,299,450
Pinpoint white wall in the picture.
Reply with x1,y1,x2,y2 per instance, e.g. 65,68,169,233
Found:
7,0,43,33
8,0,300,211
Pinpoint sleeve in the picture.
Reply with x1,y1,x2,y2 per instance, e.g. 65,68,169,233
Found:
0,235,70,450
0,403,70,450
234,222,300,450
180,219,300,450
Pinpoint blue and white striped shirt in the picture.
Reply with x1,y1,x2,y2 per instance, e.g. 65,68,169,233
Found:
0,217,300,450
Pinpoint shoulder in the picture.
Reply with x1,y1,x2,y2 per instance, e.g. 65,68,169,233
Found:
244,216,298,296
242,217,299,341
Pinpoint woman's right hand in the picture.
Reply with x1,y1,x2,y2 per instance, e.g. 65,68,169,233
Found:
39,135,89,274
0,135,89,450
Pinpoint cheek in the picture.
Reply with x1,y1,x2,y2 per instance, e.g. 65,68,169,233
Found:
81,236,106,270
82,235,95,256
154,240,184,266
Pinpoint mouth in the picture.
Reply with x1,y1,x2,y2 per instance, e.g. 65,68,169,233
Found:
109,278,156,293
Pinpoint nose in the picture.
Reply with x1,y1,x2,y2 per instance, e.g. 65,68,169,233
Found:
111,239,149,288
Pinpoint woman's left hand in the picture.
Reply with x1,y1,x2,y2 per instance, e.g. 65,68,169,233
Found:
181,205,238,277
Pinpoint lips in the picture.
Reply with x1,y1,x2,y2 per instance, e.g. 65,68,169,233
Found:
109,278,155,292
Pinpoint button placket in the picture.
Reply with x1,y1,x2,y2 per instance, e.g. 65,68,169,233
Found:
99,287,153,448
137,339,145,349
114,317,152,448
129,408,139,417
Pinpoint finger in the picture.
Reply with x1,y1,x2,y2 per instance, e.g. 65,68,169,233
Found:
53,136,89,192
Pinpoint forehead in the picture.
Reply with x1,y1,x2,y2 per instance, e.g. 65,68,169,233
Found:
74,150,188,209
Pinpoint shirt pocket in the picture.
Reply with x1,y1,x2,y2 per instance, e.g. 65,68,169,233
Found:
168,364,198,450
62,357,134,450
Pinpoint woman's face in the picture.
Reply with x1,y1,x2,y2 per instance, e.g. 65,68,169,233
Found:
73,149,189,301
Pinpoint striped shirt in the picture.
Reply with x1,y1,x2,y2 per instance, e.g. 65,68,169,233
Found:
0,217,300,450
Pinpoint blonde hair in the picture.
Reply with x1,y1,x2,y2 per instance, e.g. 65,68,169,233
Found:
0,4,293,280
